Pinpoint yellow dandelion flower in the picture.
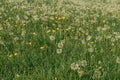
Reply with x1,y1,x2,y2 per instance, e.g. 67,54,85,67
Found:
55,16,58,19
62,16,65,20
40,46,45,50
50,17,54,21
90,41,94,44
56,28,60,31
52,30,56,33
66,28,69,31
26,42,32,45
52,24,55,26
14,53,18,56
58,17,61,20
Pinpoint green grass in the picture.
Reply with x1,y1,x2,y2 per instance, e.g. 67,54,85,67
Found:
0,0,120,80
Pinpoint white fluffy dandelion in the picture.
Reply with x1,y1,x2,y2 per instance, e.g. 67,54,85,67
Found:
71,62,79,70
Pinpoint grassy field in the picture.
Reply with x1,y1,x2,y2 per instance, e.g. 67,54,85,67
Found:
0,0,120,80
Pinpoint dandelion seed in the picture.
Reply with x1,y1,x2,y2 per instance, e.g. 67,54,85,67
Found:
32,32,37,35
16,74,20,78
0,24,3,30
97,27,101,31
61,39,65,44
81,60,87,67
77,69,84,77
32,15,39,21
92,69,101,79
74,36,78,40
71,62,79,70
88,47,94,53
102,20,106,23
57,42,64,48
56,49,62,54
49,35,55,41
86,35,92,41
116,57,120,64
98,61,102,64
81,39,86,44
21,30,26,36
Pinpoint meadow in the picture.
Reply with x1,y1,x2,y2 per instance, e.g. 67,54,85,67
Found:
0,0,120,80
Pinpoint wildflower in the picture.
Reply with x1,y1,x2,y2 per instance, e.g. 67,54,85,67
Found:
40,46,45,50
0,24,3,30
58,17,61,20
86,35,92,41
96,36,102,41
77,69,84,77
8,54,13,58
98,61,102,64
32,32,37,35
61,39,65,44
97,27,101,31
46,30,51,33
52,30,56,33
15,74,20,78
92,69,101,79
56,49,62,54
88,47,94,53
32,15,39,21
81,60,87,67
21,30,26,36
62,16,65,20
116,57,120,64
49,35,55,41
56,28,60,31
49,17,54,21
57,42,64,48
74,36,78,40
71,62,79,70
52,24,55,26
28,42,32,45
102,20,106,23
14,53,18,56
81,39,86,44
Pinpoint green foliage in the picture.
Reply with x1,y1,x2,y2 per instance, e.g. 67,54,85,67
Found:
0,0,120,80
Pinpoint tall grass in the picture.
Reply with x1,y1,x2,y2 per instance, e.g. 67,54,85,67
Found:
0,0,120,80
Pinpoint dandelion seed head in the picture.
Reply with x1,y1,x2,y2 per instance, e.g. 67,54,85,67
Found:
56,49,62,54
71,62,79,70
116,57,120,64
49,35,55,41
